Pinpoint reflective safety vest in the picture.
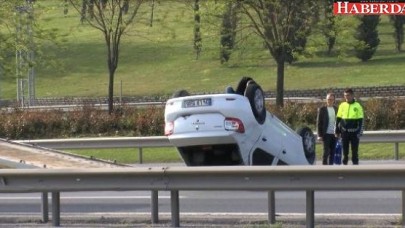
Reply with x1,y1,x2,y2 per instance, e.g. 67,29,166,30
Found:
336,101,364,134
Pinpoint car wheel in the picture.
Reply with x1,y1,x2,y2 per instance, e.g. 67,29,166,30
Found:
244,82,266,124
172,90,190,98
297,127,316,165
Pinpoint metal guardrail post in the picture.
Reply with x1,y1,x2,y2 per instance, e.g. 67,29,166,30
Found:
401,190,405,226
51,192,60,227
151,190,159,224
41,192,48,222
306,190,314,228
171,190,180,227
139,147,143,164
268,190,276,224
395,143,399,160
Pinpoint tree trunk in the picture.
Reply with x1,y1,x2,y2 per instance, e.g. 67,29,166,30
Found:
108,69,114,114
106,38,116,115
276,58,284,107
150,0,155,27
194,0,202,59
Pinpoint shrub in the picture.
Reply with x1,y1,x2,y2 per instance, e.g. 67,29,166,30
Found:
134,106,164,136
267,101,318,130
364,98,405,130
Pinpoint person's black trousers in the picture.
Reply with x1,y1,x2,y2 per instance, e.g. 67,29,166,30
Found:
341,131,360,165
322,134,336,165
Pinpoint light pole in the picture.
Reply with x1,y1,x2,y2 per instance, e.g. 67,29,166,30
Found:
15,0,35,107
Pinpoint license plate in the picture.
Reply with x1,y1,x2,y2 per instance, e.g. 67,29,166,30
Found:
183,98,212,108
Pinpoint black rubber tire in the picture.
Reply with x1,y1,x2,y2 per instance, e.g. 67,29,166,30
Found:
244,82,266,124
297,127,316,165
235,76,253,95
172,90,190,98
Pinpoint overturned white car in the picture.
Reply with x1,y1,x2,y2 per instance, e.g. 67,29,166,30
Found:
164,77,316,166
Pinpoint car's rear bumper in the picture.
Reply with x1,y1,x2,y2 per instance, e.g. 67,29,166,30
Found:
168,132,237,147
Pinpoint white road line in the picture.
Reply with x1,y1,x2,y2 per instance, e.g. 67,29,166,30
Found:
0,212,400,217
0,196,183,200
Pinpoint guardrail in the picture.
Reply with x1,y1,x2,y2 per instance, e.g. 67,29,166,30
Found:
1,165,405,227
15,130,405,162
15,136,170,164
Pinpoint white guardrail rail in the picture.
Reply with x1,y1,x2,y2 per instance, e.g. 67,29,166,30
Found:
1,165,405,227
15,130,405,163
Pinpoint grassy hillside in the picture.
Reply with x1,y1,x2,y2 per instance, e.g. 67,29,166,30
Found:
1,1,404,100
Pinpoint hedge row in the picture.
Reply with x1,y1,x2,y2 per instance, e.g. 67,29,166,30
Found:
0,106,164,139
0,98,403,140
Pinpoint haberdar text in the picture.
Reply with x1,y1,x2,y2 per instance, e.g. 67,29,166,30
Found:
334,1,405,15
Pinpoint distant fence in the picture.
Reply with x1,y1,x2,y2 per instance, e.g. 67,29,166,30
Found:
269,85,405,99
1,85,404,108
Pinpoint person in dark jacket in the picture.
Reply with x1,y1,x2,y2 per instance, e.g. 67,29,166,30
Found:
317,93,338,165
335,89,364,165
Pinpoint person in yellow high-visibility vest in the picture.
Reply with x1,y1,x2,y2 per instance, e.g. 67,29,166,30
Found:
335,89,364,165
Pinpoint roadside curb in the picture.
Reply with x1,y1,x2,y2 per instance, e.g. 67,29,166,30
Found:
0,213,400,227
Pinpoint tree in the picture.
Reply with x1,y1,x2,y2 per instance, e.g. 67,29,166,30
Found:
354,15,380,62
193,0,202,60
148,0,156,26
220,1,240,64
284,1,319,64
321,0,337,55
1,0,63,102
0,0,17,76
390,15,405,52
64,0,69,15
68,0,145,114
239,0,317,107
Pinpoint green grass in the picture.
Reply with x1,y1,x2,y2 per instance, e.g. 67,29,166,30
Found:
1,1,404,99
67,143,405,165
67,147,181,164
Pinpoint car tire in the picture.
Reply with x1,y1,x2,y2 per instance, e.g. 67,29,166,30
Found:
297,127,316,165
235,76,253,95
244,82,266,124
172,90,190,98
